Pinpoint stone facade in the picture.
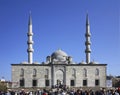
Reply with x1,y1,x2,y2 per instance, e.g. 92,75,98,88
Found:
11,55,107,88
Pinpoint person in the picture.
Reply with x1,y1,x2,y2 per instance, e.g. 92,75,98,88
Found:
84,90,90,95
20,89,25,95
61,90,66,95
70,89,75,95
99,88,106,95
74,89,83,95
114,90,119,95
42,89,48,95
10,91,15,95
29,92,32,95
6,89,11,95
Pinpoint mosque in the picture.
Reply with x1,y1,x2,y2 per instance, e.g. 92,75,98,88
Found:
11,14,107,89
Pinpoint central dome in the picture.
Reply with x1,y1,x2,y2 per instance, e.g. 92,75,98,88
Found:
51,49,68,61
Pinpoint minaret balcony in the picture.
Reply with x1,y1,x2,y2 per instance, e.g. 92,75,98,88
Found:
27,40,34,44
85,41,91,45
27,32,33,36
85,49,91,53
27,48,34,52
85,33,91,37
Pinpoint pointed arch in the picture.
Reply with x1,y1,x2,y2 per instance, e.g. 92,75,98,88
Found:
20,68,24,76
83,68,87,77
72,68,76,77
45,69,49,79
95,68,99,76
33,69,37,76
55,69,64,85
45,69,49,75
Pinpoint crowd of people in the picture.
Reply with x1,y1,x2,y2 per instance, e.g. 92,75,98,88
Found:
0,87,120,95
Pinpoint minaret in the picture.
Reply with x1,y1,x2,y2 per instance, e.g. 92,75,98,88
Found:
85,14,91,64
27,12,34,64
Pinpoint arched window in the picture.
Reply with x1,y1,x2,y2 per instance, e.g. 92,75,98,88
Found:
95,68,99,76
20,68,24,76
83,68,87,77
33,69,37,76
45,69,49,79
72,68,76,77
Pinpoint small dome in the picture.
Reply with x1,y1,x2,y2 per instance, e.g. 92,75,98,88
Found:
80,61,86,64
90,61,98,64
51,49,68,61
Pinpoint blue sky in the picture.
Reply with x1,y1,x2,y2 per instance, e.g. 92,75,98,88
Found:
0,0,119,81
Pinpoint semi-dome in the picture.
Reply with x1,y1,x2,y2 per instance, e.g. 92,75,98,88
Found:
51,49,68,61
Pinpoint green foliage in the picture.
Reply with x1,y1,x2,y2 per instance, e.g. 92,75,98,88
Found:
0,82,7,92
114,80,120,87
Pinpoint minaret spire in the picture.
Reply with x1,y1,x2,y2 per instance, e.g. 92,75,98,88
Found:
85,13,91,64
27,12,34,64
28,11,32,25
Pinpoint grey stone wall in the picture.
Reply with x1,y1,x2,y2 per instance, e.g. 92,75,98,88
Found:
11,64,106,88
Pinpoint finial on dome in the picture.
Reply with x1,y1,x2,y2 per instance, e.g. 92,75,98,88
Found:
58,48,62,50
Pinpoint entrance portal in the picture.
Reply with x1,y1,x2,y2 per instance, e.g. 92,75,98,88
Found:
55,69,64,86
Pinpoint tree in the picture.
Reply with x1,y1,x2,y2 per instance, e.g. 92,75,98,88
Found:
112,77,120,87
0,82,7,92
